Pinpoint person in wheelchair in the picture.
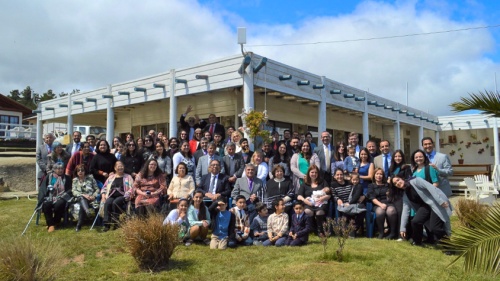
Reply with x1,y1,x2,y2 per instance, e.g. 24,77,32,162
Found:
101,161,134,231
72,164,99,232
37,162,72,233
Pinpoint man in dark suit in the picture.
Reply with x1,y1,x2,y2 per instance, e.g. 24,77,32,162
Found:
203,113,225,141
222,142,245,187
193,137,209,165
366,140,379,162
36,133,55,179
179,105,205,140
314,131,335,184
66,131,82,155
237,138,254,164
422,137,453,197
200,159,230,213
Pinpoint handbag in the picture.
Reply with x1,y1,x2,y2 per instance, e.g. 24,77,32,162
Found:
337,186,366,215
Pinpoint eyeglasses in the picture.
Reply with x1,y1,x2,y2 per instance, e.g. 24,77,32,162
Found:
77,169,85,172
127,144,135,147
145,140,152,142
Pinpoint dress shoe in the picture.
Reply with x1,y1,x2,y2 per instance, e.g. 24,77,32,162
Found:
47,226,55,233
411,241,424,247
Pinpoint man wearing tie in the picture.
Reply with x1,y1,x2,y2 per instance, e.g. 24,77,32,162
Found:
193,137,209,165
422,137,453,197
222,142,245,188
36,133,55,180
196,142,225,186
203,113,225,141
231,164,264,222
374,140,392,177
200,159,230,215
314,131,335,184
65,131,82,156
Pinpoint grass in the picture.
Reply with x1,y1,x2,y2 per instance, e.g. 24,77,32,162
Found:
1,198,495,281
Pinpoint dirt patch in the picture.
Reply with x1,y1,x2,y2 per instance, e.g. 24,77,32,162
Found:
0,157,36,192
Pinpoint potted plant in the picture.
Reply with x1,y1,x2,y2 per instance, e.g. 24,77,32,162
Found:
458,153,464,165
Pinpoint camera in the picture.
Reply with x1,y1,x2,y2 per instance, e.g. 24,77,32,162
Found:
146,190,151,195
46,185,54,202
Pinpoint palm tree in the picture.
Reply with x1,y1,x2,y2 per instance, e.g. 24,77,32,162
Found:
442,203,500,277
449,90,500,117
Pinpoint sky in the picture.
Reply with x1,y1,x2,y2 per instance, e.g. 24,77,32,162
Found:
1,0,500,116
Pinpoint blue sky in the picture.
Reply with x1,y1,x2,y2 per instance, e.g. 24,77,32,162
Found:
1,0,499,116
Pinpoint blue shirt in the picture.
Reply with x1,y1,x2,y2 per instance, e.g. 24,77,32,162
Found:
213,210,231,238
426,150,436,163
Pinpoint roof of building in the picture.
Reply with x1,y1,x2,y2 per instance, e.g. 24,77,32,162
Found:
0,94,33,116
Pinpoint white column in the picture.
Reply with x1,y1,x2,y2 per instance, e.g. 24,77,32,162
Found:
318,76,327,144
35,109,42,191
362,92,369,145
106,85,114,145
435,130,440,153
494,118,499,166
418,125,424,149
169,69,177,139
242,56,254,149
234,88,240,128
394,120,401,150
67,91,73,145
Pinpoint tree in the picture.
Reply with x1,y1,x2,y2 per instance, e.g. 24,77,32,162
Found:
449,90,500,117
39,90,56,102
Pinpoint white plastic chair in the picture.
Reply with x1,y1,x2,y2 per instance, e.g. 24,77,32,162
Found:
463,177,479,201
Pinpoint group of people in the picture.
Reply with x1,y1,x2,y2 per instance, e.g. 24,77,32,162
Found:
35,108,452,250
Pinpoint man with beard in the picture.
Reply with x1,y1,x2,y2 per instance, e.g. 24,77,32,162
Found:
238,138,254,164
193,137,209,165
66,131,82,155
189,128,203,154
167,137,179,158
286,136,300,158
260,141,274,164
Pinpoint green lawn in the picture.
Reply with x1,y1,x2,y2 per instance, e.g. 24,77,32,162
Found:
0,198,492,281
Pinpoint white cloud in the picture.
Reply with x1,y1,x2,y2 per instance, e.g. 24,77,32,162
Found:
0,0,497,116
246,1,498,115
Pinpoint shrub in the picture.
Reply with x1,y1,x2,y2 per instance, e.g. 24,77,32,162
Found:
454,198,489,228
321,217,356,262
0,236,64,281
121,213,180,271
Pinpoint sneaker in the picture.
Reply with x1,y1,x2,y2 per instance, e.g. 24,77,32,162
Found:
253,240,263,246
185,239,193,247
396,238,403,242
203,238,211,246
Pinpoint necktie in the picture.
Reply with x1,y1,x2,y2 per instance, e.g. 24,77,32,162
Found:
324,145,331,172
248,179,253,192
384,155,389,176
210,124,215,135
209,175,216,193
47,145,52,153
239,209,243,218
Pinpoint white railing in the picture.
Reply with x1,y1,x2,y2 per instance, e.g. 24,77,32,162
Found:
0,123,37,140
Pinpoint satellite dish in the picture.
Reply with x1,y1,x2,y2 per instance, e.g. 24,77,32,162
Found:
32,93,40,107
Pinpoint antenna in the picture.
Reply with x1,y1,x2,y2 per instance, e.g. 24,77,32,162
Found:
237,27,247,56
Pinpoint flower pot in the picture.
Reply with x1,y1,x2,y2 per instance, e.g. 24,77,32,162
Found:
458,159,464,165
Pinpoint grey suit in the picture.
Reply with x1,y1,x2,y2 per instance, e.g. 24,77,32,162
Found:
231,177,264,202
314,144,335,173
36,144,51,176
373,153,391,174
430,151,453,197
195,154,224,185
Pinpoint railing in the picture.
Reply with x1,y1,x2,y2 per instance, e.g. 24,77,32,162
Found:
0,123,37,140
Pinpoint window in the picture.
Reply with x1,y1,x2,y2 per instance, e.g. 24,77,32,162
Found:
0,115,20,137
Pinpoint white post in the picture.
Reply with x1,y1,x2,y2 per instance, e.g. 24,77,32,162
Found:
67,91,73,145
169,69,177,139
435,130,440,153
106,85,114,145
362,92,369,145
494,118,499,166
318,76,327,144
242,56,254,149
418,125,424,149
394,120,401,150
35,108,42,191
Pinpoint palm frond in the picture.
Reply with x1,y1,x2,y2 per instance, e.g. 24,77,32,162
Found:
443,203,500,276
449,90,500,117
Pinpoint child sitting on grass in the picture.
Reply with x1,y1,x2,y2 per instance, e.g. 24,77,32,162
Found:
208,197,235,250
251,202,269,246
263,198,288,247
285,201,312,246
163,198,190,242
228,195,253,247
